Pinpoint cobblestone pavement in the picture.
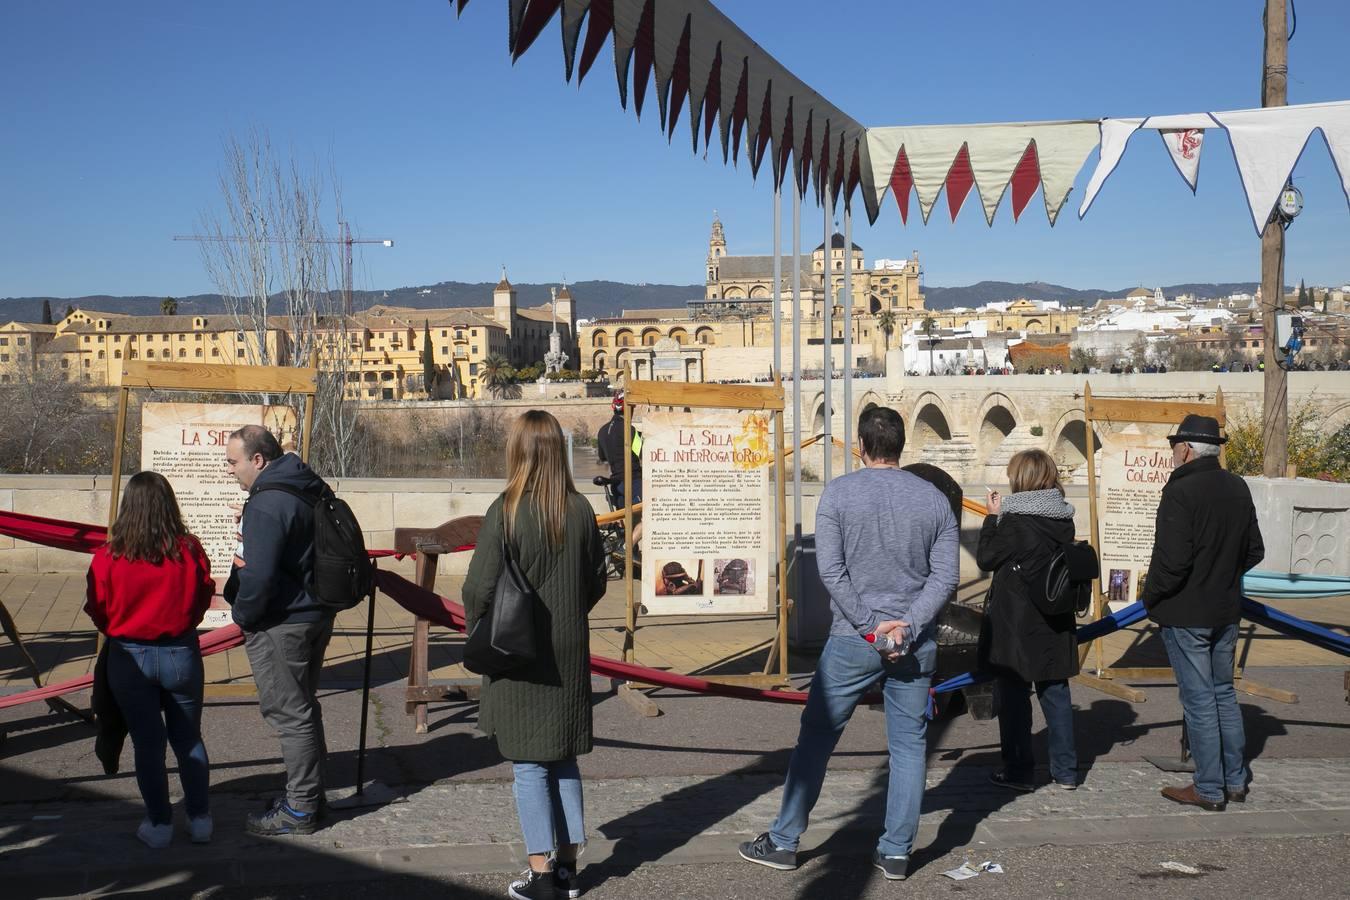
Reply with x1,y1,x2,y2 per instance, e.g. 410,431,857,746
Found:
3,757,1347,896
194,836,1350,900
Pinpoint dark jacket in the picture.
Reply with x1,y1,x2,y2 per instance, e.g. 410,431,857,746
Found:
224,454,332,631
596,414,640,481
977,512,1080,683
462,492,607,762
1141,455,1264,628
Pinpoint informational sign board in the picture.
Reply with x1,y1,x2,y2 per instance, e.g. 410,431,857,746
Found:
140,402,296,628
1095,429,1174,609
638,409,773,616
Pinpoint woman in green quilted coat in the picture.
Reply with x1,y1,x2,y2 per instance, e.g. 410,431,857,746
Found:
463,410,607,900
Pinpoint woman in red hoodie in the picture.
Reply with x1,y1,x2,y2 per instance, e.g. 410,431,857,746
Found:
86,471,215,848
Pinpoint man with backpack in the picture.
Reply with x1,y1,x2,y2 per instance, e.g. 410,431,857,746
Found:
224,425,342,835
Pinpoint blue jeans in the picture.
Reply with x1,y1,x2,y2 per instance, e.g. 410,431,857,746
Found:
512,759,585,855
107,633,210,825
1161,624,1248,803
996,674,1077,785
770,633,935,858
620,478,642,508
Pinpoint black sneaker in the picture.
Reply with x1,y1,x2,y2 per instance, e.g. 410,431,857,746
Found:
737,832,798,870
872,850,909,881
988,771,1035,793
245,799,318,836
552,862,581,898
508,868,555,900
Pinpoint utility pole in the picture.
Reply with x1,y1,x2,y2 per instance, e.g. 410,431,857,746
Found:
1260,0,1289,477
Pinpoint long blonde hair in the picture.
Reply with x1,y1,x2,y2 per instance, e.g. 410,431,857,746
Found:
503,410,576,547
1007,448,1063,495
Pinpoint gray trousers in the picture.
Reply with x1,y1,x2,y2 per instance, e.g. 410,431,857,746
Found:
244,616,335,813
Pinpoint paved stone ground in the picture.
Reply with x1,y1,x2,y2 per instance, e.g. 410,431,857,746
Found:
3,756,1347,896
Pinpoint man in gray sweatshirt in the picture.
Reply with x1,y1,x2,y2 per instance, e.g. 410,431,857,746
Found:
739,406,959,881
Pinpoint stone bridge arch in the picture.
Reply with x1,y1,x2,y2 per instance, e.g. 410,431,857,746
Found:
1323,402,1350,434
974,392,1022,466
909,392,955,452
1049,408,1105,483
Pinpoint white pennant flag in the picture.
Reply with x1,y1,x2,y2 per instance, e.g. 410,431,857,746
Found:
1159,128,1205,192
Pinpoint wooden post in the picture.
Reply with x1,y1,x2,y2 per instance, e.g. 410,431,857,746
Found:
622,391,635,665
395,516,484,733
107,387,131,529
407,549,439,734
1260,0,1289,478
1083,383,1100,671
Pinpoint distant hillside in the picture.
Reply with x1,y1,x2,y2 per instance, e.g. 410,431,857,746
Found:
0,281,703,323
0,279,1267,322
921,281,1265,310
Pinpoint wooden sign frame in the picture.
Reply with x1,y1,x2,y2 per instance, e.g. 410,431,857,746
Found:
107,361,319,698
621,379,790,715
1079,383,1294,705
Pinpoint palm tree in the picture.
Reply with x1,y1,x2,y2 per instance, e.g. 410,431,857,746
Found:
921,316,938,375
481,353,515,399
877,310,897,351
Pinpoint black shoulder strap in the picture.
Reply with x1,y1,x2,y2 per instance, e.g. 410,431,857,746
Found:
252,483,323,507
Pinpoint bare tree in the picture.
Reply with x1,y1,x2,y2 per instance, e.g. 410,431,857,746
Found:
0,362,108,473
195,129,360,476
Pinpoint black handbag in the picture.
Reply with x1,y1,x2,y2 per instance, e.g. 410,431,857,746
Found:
463,528,540,676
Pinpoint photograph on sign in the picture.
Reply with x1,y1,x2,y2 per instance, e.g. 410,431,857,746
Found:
140,402,297,628
639,410,773,616
1096,427,1174,608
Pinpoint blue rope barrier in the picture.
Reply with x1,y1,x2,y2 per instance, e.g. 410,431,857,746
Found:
1240,596,1350,657
926,596,1347,717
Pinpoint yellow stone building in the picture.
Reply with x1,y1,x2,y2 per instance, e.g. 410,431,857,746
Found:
0,271,579,401
579,215,1078,383
0,310,286,386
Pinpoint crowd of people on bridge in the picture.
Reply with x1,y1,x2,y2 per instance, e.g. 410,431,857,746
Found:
83,402,1265,897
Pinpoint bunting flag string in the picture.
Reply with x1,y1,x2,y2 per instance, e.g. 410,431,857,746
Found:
1079,100,1350,230
867,121,1104,227
454,0,876,216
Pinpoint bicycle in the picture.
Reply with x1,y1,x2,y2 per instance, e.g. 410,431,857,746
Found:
592,474,640,580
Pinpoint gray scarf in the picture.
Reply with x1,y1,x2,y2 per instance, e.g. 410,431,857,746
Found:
998,488,1075,521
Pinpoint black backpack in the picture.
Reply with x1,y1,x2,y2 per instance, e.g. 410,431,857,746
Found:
253,483,374,611
1012,539,1099,617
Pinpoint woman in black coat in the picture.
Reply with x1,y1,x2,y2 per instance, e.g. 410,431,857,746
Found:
978,449,1080,792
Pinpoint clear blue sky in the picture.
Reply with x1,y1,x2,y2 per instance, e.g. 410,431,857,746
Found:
2,0,1347,300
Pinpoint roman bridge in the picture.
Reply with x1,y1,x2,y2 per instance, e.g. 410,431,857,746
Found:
787,370,1350,483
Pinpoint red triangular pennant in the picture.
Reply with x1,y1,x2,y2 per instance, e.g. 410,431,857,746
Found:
889,148,914,225
946,144,975,222
1010,142,1041,222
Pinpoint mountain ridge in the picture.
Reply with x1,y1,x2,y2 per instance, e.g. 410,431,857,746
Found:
0,279,1267,322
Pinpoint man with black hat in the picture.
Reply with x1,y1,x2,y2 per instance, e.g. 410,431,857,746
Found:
1141,415,1265,812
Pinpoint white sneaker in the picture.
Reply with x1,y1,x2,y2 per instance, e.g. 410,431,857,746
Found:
136,819,173,849
188,814,213,844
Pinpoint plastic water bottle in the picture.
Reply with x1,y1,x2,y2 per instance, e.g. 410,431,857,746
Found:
865,630,910,654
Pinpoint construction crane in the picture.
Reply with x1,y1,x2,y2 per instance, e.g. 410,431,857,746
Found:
173,221,393,317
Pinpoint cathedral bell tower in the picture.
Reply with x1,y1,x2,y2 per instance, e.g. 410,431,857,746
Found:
706,212,726,300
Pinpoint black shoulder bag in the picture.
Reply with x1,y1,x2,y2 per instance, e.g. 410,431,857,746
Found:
463,528,540,676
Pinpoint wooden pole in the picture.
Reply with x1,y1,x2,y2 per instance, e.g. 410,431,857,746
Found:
1260,0,1289,477
1083,383,1101,673
107,387,131,529
623,392,635,664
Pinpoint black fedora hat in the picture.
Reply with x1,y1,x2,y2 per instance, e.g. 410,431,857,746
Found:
1167,414,1226,445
